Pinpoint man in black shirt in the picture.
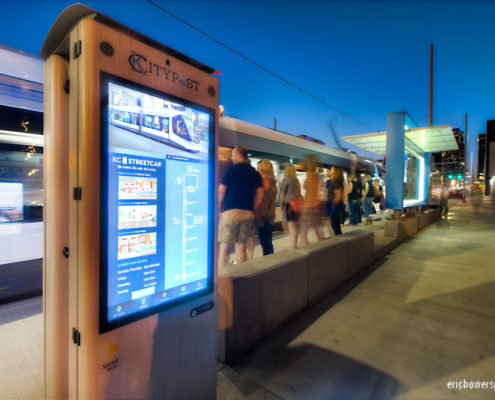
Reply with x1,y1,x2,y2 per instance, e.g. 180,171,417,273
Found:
218,146,263,268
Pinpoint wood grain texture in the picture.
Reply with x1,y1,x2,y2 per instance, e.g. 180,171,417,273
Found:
43,54,70,400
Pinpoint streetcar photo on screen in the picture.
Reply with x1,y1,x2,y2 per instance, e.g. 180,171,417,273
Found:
100,74,214,332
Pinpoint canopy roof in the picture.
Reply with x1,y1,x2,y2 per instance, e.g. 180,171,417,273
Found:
342,125,458,156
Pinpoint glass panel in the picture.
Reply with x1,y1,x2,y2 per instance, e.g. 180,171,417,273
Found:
0,144,43,223
0,105,43,133
404,153,418,201
101,76,213,331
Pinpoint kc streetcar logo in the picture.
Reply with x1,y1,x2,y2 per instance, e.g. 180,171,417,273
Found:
128,50,200,92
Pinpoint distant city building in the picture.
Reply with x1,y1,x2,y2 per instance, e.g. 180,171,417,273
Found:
477,133,486,181
432,127,465,181
485,120,495,195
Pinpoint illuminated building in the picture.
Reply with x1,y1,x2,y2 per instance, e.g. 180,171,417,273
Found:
477,133,486,181
432,127,465,183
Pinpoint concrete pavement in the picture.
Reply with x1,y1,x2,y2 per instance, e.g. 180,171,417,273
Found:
217,198,495,399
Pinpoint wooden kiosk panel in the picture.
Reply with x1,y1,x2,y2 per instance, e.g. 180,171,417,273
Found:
43,6,218,399
43,54,70,399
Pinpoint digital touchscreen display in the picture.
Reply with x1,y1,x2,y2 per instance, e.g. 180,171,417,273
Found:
100,73,214,332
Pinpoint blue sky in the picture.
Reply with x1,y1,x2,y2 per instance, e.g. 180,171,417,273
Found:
1,0,494,171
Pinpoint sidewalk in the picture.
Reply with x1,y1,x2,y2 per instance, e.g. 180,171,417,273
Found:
217,198,495,399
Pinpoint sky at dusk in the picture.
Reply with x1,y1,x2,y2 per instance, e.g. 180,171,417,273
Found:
1,0,494,172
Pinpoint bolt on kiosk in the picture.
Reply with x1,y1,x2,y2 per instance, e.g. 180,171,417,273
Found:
42,4,218,399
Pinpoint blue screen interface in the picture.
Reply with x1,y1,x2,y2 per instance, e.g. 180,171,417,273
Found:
104,80,212,323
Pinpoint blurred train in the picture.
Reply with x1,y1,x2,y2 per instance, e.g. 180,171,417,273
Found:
0,44,44,303
219,116,379,177
219,116,381,223
109,104,202,152
0,45,382,303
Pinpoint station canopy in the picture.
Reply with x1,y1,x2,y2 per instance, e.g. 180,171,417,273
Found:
342,125,458,156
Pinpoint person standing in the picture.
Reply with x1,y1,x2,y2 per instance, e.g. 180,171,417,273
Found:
439,184,450,220
254,159,277,255
469,183,482,216
218,146,263,268
300,155,324,246
362,174,375,225
347,174,362,225
373,178,383,220
280,164,302,249
340,173,349,227
325,166,344,235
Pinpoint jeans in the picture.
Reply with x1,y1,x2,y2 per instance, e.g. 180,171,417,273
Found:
349,199,361,225
330,202,343,235
257,219,274,255
363,197,374,220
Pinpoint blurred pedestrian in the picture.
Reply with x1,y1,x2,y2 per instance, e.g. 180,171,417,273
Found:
254,159,277,255
340,173,349,227
362,174,375,225
347,174,362,225
373,178,383,221
325,166,344,236
470,182,483,216
300,155,324,246
439,184,449,220
280,164,302,249
218,146,263,268
491,181,495,215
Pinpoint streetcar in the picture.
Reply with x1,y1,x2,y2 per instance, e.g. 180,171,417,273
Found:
218,116,382,224
109,104,202,152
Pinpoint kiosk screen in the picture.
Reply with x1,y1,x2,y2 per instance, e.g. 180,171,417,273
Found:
100,73,214,332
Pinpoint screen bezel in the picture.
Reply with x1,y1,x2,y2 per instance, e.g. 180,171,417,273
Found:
99,71,215,333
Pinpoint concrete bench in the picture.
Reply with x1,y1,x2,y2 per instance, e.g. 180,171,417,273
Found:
385,209,440,241
295,238,350,307
427,208,440,223
338,229,375,276
417,213,429,230
217,250,308,363
217,230,376,362
373,230,400,261
384,217,417,240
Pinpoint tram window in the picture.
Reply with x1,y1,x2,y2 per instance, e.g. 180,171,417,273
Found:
143,115,153,129
172,116,190,140
0,144,43,223
131,113,139,125
161,117,169,133
123,112,133,124
152,116,161,131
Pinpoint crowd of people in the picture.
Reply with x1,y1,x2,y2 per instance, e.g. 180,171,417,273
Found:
218,146,385,268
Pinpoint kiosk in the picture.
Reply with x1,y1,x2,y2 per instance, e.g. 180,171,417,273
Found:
42,4,218,399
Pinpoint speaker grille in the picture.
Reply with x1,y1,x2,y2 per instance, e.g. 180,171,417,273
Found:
99,41,114,57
